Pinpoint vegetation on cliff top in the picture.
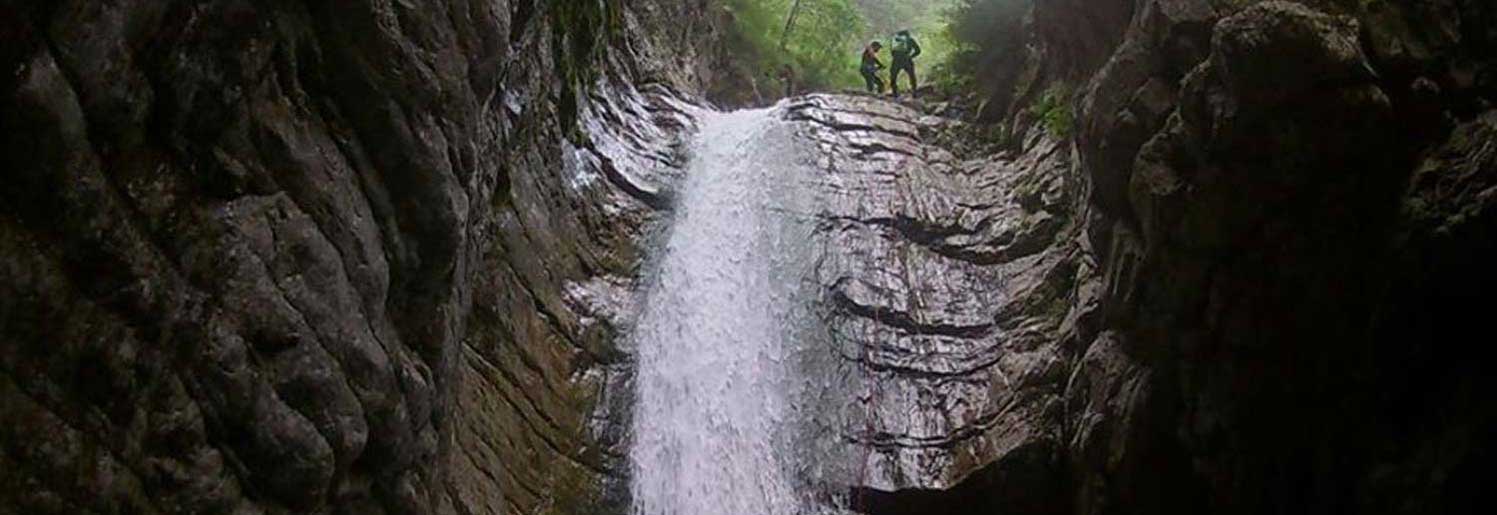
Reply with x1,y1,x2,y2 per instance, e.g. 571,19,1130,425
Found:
943,0,1028,85
721,0,865,95
718,0,1062,135
718,0,969,99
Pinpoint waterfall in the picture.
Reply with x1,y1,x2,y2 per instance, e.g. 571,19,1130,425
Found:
627,107,822,515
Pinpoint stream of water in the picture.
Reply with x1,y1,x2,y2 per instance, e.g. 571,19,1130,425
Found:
627,107,828,515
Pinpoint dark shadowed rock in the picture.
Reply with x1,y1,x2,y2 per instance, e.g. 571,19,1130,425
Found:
1,1,720,513
1055,1,1497,514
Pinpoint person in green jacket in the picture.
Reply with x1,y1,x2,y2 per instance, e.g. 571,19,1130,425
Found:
890,30,922,98
860,41,885,93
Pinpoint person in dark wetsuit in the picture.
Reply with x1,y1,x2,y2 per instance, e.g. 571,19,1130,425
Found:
860,41,885,94
890,30,922,98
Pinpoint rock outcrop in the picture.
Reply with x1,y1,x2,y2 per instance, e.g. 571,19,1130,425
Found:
0,1,719,513
786,94,1077,513
949,0,1496,514
795,1,1494,514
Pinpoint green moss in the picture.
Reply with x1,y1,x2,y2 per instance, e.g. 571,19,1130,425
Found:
1030,82,1075,139
549,1,621,131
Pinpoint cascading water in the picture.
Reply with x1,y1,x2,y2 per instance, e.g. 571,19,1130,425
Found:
627,106,829,515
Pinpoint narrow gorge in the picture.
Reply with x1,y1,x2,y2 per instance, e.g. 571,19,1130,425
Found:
2,1,1492,515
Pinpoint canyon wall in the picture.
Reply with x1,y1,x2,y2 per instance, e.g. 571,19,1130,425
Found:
0,1,720,513
1023,0,1493,513
3,0,1493,514
841,1,1493,513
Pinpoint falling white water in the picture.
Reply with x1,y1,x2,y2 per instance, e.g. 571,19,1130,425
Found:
628,107,821,515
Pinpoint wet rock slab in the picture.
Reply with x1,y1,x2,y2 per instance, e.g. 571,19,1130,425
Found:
785,94,1094,498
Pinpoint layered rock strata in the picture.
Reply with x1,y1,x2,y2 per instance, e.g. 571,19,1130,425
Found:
793,2,1494,514
922,0,1496,513
782,94,1085,514
0,1,718,513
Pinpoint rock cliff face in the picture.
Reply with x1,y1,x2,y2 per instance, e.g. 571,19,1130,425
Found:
3,0,1492,514
1,1,718,513
803,1,1493,514
783,95,1081,514
952,0,1495,513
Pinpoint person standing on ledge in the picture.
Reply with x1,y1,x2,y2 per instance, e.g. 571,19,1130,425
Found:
776,63,796,98
860,41,885,94
890,30,922,98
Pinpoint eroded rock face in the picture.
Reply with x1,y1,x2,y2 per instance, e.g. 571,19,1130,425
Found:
1057,1,1496,514
780,95,1088,513
814,1,1494,514
0,1,717,513
3,0,1492,513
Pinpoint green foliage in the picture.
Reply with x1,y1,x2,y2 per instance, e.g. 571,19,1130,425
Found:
1029,83,1074,139
719,0,1028,95
942,0,1029,82
853,0,962,88
724,0,867,93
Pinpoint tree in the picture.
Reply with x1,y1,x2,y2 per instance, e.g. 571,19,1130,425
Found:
722,0,867,97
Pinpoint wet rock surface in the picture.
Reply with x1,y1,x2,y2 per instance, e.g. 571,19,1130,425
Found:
0,1,718,513
787,1,1494,513
452,79,701,515
785,94,1088,510
2,0,1494,513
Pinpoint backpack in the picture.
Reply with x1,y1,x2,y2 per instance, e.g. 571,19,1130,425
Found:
892,34,913,57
